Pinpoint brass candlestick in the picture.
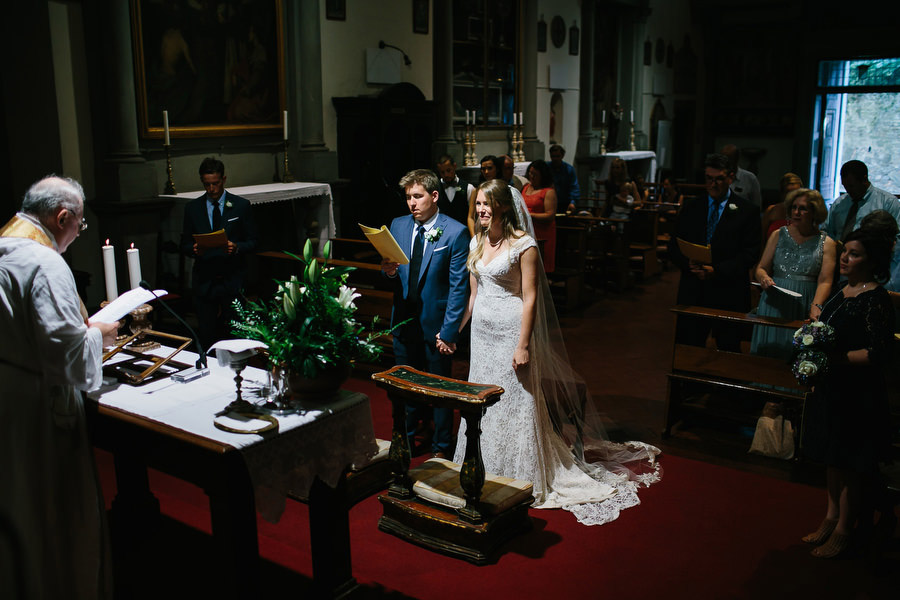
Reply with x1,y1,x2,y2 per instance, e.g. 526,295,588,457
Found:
516,124,525,162
600,126,608,155
163,144,175,194
282,139,295,183
629,121,636,151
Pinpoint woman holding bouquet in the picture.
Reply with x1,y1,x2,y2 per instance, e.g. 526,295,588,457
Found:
801,228,895,558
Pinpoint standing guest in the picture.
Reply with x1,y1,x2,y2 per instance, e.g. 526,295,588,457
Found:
549,144,581,214
452,180,661,525
181,157,258,349
751,189,836,359
801,228,895,558
722,144,763,209
0,176,120,600
823,160,900,244
761,172,803,242
467,155,504,235
500,154,528,192
669,153,761,351
382,169,470,458
435,154,473,227
522,159,559,273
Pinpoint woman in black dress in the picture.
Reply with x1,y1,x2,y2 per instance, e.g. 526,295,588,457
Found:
802,228,895,558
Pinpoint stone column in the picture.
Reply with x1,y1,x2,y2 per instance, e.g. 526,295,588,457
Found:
575,0,595,160
294,0,337,181
521,0,544,161
431,0,462,163
99,0,157,201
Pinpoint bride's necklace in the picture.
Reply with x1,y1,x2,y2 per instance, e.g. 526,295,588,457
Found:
488,234,503,247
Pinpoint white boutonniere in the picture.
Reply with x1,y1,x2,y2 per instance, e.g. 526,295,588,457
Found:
424,227,443,243
727,203,737,211
225,201,233,208
454,186,462,193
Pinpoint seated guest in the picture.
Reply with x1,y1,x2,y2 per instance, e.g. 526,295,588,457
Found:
602,157,634,217
800,228,895,558
435,154,473,226
523,159,559,273
658,170,683,207
609,181,637,219
751,189,836,359
761,172,803,242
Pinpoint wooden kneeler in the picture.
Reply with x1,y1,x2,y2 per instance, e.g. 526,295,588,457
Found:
372,366,534,565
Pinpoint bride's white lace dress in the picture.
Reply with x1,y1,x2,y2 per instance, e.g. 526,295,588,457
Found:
453,234,660,526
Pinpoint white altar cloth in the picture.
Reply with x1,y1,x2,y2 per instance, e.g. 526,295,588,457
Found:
88,347,377,521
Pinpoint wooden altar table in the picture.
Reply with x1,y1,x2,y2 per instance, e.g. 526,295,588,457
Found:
85,349,377,598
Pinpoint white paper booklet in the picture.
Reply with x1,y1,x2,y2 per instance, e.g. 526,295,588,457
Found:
90,287,168,323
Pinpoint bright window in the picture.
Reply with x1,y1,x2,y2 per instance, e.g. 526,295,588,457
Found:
809,57,900,204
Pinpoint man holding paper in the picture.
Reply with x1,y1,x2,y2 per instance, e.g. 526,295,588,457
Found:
181,157,258,348
381,169,470,458
670,153,760,351
1,176,119,599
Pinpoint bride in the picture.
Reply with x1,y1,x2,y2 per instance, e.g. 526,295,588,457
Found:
446,179,661,526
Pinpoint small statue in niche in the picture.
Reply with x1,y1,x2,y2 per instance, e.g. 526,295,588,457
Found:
607,102,624,151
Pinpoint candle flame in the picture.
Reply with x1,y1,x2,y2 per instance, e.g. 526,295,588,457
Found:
105,238,109,245
130,242,135,249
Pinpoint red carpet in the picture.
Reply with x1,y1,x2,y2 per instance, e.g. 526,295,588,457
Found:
96,376,899,599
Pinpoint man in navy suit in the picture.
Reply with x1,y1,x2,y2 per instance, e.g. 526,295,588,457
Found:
669,153,760,351
382,169,470,458
181,157,258,348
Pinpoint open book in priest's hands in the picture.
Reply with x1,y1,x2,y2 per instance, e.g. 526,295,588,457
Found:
358,223,409,264
90,287,168,323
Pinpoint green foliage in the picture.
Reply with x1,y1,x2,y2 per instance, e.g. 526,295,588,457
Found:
231,239,397,378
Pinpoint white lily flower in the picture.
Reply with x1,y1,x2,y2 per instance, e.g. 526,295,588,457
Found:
337,285,361,310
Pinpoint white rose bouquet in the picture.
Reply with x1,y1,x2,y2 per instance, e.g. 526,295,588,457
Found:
790,321,835,386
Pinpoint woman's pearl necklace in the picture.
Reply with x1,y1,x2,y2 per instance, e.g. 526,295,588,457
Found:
488,236,503,247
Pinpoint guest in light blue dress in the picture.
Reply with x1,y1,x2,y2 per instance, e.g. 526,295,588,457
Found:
751,189,837,360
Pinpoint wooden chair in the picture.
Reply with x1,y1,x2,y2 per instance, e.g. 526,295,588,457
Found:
625,208,661,278
551,220,589,311
664,305,808,457
372,366,534,564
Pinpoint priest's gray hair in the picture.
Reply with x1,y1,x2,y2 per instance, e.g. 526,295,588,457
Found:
21,175,85,218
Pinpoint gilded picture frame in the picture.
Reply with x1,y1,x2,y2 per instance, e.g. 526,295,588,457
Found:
131,0,285,139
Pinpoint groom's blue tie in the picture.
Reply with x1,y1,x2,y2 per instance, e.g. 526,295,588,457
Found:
407,225,425,306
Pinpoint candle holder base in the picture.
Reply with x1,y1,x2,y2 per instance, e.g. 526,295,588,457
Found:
163,144,176,194
128,303,160,352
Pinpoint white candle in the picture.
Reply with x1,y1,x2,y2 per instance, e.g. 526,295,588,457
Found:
102,239,118,302
519,112,523,126
512,113,517,126
127,243,142,290
465,110,469,125
630,110,634,122
283,110,288,140
602,110,606,124
163,110,170,146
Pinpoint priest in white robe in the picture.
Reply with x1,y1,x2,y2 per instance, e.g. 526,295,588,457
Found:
0,176,120,600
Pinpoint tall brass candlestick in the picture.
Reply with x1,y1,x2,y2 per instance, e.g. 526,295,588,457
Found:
600,126,608,155
282,139,295,183
629,121,636,151
163,144,176,194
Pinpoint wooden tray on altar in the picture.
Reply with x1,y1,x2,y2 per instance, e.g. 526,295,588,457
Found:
102,329,193,385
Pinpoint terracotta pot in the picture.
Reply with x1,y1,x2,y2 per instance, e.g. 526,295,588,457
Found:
287,363,351,401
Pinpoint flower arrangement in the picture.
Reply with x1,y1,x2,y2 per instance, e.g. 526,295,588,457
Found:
790,321,835,386
231,239,397,378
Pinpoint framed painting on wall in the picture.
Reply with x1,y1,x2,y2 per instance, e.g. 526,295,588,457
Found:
131,0,286,139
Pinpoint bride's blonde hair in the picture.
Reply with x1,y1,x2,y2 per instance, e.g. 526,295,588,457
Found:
467,179,523,274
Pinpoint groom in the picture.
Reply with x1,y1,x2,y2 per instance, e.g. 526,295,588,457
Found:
382,169,470,458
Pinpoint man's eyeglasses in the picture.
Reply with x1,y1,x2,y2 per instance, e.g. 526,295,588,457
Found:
705,176,728,184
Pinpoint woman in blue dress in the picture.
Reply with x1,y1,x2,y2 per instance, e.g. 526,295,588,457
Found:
750,189,837,360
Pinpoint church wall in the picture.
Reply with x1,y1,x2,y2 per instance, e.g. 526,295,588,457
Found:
319,0,434,153
535,1,582,160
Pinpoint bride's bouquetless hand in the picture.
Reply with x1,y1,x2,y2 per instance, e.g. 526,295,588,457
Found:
512,347,530,370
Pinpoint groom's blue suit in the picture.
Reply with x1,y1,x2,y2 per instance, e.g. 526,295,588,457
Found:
388,211,470,455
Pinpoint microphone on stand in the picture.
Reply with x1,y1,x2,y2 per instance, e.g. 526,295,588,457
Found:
139,280,209,378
